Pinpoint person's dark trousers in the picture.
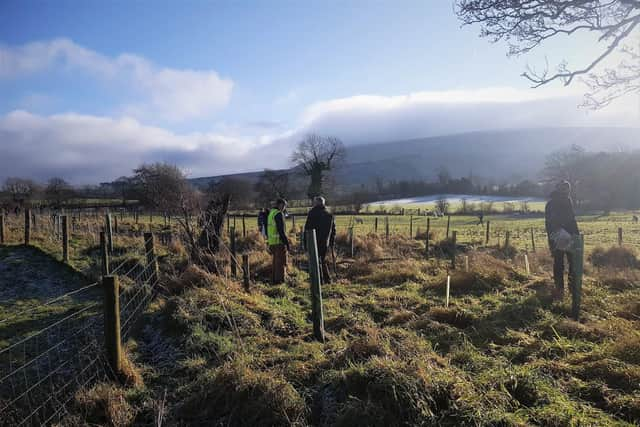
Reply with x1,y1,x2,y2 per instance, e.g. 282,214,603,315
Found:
553,250,575,293
318,249,331,284
271,244,287,285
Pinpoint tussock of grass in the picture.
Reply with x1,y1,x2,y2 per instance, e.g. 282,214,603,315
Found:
359,259,425,287
74,383,136,427
591,246,639,269
319,357,480,426
428,306,475,329
607,332,640,365
178,362,307,426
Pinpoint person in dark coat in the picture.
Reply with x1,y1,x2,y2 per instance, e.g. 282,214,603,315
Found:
545,181,579,300
303,196,336,284
257,207,268,238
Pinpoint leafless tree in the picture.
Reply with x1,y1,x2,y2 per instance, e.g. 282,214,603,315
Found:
254,169,290,205
435,197,449,215
456,0,640,107
543,144,586,202
45,177,74,209
291,134,346,199
133,163,203,258
3,177,39,207
211,177,254,209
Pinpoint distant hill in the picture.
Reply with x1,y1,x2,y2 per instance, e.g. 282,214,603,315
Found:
191,127,640,188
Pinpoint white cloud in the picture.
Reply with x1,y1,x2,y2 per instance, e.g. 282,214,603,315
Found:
0,38,233,121
0,110,291,184
301,87,639,144
0,87,637,184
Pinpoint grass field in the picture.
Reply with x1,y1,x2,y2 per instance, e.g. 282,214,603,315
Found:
1,209,640,425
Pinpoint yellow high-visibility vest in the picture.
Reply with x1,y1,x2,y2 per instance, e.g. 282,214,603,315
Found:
267,209,282,246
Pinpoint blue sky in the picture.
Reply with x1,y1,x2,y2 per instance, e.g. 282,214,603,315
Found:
0,1,637,183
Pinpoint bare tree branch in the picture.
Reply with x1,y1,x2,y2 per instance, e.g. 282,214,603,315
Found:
457,0,640,107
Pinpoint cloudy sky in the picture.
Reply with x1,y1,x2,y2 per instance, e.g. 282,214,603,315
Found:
1,0,638,184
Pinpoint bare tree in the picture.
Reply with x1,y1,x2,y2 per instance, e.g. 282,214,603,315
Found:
543,144,586,202
211,177,254,209
291,134,346,199
133,163,203,258
45,177,74,209
254,169,290,205
435,197,449,215
456,0,640,107
3,177,39,207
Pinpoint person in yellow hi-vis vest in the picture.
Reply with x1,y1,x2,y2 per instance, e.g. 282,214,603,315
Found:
267,198,290,285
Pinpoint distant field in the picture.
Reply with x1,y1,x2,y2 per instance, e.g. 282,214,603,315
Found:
363,193,546,213
326,212,639,252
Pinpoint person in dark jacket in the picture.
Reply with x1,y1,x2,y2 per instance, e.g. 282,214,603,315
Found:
267,199,290,285
545,181,579,300
303,196,336,284
257,207,268,238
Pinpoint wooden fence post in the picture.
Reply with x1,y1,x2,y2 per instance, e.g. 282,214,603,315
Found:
114,216,119,235
485,221,490,245
571,234,584,320
451,230,457,270
505,230,511,249
618,227,623,246
102,275,122,376
0,215,4,244
306,229,325,342
530,228,536,252
230,227,237,277
144,232,159,283
409,215,413,238
350,227,355,257
24,209,31,245
242,254,250,292
385,217,389,240
105,214,113,254
425,217,430,259
242,215,247,237
100,232,110,276
446,215,451,239
374,217,378,234
62,215,69,263
149,212,153,223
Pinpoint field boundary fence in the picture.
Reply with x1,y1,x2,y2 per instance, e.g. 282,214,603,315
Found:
0,215,163,425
